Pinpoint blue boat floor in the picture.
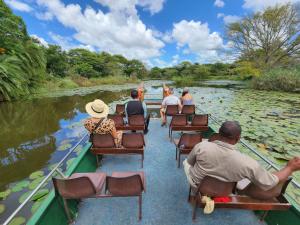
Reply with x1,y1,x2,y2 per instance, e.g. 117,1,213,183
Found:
75,119,265,225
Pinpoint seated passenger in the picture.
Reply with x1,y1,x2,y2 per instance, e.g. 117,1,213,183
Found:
180,87,193,106
183,121,300,195
160,87,181,126
125,89,150,134
137,82,145,101
84,99,122,147
163,83,170,98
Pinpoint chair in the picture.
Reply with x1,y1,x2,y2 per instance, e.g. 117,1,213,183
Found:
115,104,125,116
107,114,125,130
174,133,202,168
53,172,145,222
169,114,209,140
91,133,145,167
169,114,187,138
190,176,292,221
166,105,179,116
181,105,195,115
128,115,145,131
52,172,106,223
106,172,145,220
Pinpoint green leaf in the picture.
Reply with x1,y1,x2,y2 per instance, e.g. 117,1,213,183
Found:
0,204,5,214
31,189,49,201
31,201,42,214
57,143,72,151
8,217,26,225
11,180,30,192
0,189,11,200
28,177,45,190
29,171,44,180
18,191,31,203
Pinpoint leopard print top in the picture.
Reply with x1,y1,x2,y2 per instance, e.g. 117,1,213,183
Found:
84,118,115,134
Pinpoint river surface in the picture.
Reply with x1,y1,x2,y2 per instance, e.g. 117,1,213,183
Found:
0,80,299,223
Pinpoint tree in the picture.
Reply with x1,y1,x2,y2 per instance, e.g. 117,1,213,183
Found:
45,45,68,77
227,4,300,68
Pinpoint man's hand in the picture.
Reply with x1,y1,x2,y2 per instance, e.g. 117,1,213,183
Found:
287,157,300,172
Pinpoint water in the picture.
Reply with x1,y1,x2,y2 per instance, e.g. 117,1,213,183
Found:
0,80,299,222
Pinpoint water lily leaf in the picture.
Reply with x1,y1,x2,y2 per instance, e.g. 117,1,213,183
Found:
257,143,267,151
31,200,42,213
29,171,44,180
57,143,72,151
29,177,45,190
18,191,31,203
0,204,5,214
8,217,26,225
31,189,49,201
66,158,75,169
11,180,30,192
48,163,59,171
0,189,11,200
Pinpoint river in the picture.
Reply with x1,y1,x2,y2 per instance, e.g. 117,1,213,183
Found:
0,80,299,223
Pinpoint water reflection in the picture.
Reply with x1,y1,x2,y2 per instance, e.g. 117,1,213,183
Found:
0,90,129,190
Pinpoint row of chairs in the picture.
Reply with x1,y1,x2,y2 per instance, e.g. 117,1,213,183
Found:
53,171,145,222
107,114,145,131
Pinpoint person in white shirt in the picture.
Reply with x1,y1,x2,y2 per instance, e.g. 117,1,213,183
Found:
160,88,181,126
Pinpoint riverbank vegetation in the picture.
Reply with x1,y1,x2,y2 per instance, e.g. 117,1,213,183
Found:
1,1,299,101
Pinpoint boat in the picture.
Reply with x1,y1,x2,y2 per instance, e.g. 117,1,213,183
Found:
2,89,300,225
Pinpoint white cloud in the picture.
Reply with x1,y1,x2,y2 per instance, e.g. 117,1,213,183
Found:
217,14,241,24
48,32,96,52
35,11,53,21
214,0,225,8
243,0,300,11
36,0,164,61
5,0,32,12
31,34,49,47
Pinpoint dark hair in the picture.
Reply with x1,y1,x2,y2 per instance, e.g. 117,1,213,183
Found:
182,91,188,97
131,89,138,99
219,121,242,139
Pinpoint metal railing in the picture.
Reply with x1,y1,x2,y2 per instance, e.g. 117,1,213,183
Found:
3,133,89,225
195,106,300,189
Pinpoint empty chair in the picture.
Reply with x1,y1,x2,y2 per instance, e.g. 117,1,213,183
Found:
52,172,106,223
107,114,125,129
169,114,188,138
181,105,195,115
174,133,202,168
191,114,208,126
190,176,292,221
106,172,145,220
115,104,125,116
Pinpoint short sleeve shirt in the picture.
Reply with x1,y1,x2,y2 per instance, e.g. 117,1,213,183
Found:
162,95,181,106
187,140,279,191
84,118,115,135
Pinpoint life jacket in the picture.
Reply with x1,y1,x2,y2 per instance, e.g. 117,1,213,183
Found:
126,101,144,116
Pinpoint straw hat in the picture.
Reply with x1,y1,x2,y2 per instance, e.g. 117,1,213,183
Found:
85,99,109,118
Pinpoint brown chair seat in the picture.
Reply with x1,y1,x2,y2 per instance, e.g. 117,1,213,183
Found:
107,114,125,129
166,105,179,116
181,105,195,115
115,104,125,116
111,171,146,192
69,172,106,193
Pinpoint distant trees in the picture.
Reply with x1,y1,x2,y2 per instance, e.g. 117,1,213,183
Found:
227,4,300,68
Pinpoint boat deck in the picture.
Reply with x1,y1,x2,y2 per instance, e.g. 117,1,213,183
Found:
75,119,265,225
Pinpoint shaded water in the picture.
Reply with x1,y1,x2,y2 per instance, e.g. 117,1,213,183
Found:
0,80,299,223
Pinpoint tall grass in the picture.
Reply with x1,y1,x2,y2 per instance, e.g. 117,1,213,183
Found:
251,67,300,92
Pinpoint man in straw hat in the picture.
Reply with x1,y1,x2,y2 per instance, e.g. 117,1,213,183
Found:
84,99,122,147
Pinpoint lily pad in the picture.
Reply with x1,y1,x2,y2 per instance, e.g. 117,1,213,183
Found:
31,189,49,201
57,143,72,151
18,191,31,203
8,217,26,225
11,180,30,192
0,204,5,214
29,171,44,180
0,189,11,200
66,158,75,169
29,177,45,190
31,201,42,213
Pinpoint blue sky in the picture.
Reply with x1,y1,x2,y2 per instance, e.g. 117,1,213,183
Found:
5,0,299,67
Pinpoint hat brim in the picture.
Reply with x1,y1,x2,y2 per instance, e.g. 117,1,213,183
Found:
85,102,109,118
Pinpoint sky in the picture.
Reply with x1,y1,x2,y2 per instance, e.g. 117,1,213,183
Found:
4,0,300,67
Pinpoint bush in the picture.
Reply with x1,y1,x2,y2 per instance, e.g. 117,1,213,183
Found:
251,67,300,92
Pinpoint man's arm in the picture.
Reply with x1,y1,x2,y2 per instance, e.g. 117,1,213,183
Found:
273,157,300,182
124,102,129,122
142,101,147,118
186,144,200,166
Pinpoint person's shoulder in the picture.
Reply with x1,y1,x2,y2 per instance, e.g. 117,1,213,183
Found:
193,140,214,152
84,118,92,124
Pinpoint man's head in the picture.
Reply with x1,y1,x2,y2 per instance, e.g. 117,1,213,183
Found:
131,89,138,99
219,121,241,144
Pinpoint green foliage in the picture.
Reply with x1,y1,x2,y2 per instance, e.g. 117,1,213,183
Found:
45,45,68,77
231,61,261,79
251,67,300,92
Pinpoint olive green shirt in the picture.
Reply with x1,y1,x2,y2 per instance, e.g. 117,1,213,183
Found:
187,140,279,191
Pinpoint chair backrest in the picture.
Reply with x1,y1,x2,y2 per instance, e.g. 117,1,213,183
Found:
178,133,202,149
166,105,179,116
170,114,187,126
115,104,125,115
106,174,144,196
191,114,208,126
53,177,96,199
128,115,145,126
208,133,221,142
198,176,236,197
122,133,145,148
107,114,124,127
242,177,292,200
92,133,116,148
181,105,195,115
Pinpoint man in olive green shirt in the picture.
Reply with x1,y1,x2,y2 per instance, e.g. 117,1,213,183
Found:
184,121,300,192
